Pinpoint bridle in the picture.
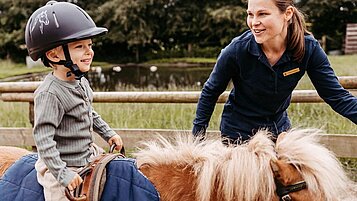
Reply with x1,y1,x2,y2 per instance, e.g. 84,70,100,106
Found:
271,134,308,201
275,180,307,201
65,145,125,201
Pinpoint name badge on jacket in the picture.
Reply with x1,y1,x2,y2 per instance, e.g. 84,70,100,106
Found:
283,68,300,76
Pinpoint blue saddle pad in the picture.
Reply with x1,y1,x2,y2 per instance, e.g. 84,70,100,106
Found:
101,158,160,201
0,154,159,201
0,153,44,201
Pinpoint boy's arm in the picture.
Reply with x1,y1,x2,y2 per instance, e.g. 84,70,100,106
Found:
83,77,122,146
33,92,76,187
91,108,118,142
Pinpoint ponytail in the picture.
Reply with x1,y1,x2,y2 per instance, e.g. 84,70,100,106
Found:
287,7,311,63
275,0,311,63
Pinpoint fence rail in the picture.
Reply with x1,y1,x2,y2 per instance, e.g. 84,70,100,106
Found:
1,76,357,92
0,76,357,103
1,90,356,103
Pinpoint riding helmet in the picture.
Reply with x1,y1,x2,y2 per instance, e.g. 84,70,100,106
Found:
25,0,108,61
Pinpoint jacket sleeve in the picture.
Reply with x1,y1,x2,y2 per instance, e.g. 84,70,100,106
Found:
307,40,357,124
192,44,238,136
33,92,76,187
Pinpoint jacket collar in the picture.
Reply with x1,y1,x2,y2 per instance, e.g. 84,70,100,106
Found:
247,32,293,66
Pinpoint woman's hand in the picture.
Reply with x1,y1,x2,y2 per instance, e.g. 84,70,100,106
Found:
108,134,123,151
67,173,83,191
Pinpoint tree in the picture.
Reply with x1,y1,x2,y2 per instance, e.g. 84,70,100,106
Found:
300,0,357,50
0,0,44,61
94,0,247,61
1,0,356,62
203,5,247,46
94,0,155,62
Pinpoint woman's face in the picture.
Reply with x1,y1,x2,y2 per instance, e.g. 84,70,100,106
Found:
246,0,292,45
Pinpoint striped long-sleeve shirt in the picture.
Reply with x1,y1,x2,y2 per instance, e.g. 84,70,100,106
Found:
33,72,117,187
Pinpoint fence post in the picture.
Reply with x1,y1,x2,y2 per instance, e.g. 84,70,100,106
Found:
321,35,327,51
29,102,37,151
29,102,34,127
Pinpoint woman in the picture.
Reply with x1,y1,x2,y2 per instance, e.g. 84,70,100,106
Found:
192,0,357,144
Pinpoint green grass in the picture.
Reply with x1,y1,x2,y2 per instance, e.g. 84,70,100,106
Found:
0,102,31,127
328,55,357,75
288,103,356,134
94,102,356,134
0,101,354,134
0,60,50,79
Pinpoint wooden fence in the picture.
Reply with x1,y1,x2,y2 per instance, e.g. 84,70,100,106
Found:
345,23,357,54
0,77,356,158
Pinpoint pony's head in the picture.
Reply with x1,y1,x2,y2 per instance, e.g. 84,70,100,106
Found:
271,158,313,201
274,129,356,201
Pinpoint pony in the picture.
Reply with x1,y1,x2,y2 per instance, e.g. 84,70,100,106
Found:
0,129,356,201
0,146,30,176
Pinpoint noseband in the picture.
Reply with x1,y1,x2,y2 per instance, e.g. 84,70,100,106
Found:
276,180,307,201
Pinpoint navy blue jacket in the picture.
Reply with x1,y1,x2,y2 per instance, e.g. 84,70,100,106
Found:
193,30,357,141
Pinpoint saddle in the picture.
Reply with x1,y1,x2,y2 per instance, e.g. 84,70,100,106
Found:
65,145,125,201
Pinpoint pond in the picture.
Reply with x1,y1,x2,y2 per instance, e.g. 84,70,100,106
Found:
13,65,214,91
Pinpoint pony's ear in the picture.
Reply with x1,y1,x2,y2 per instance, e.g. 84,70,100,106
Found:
270,159,281,178
139,163,151,172
276,132,287,145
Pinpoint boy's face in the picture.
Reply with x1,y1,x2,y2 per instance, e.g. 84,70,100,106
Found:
57,39,94,73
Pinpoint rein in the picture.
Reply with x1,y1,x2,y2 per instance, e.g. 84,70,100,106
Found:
65,145,125,201
276,180,307,201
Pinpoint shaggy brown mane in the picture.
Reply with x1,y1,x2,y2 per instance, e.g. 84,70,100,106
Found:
135,131,277,201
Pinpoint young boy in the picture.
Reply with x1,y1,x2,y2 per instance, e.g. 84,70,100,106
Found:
25,1,123,200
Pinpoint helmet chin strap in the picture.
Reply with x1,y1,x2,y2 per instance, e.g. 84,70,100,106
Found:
48,44,86,80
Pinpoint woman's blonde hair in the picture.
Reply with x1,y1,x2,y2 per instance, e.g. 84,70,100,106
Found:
275,0,312,63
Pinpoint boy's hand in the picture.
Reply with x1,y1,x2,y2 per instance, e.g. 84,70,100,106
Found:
67,173,83,191
108,134,123,151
